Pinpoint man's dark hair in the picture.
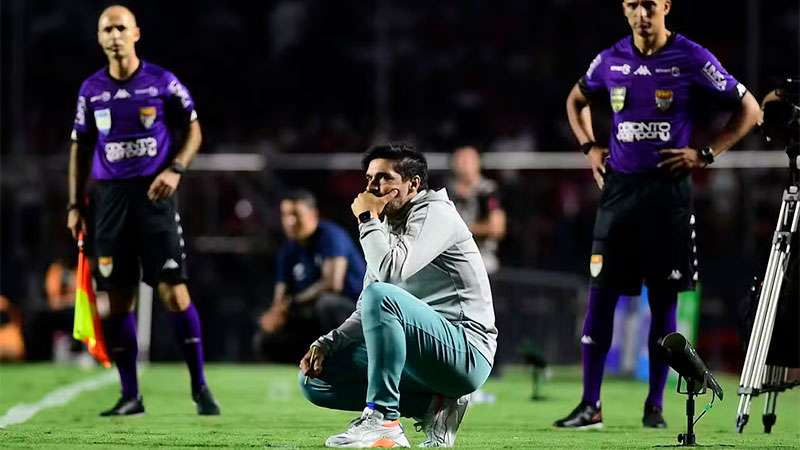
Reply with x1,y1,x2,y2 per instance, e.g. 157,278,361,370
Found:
361,143,429,189
280,189,317,209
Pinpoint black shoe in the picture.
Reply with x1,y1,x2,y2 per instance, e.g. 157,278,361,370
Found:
554,401,603,429
99,395,145,417
193,385,220,415
643,404,667,428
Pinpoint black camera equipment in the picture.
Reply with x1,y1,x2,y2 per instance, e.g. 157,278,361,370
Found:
736,78,800,434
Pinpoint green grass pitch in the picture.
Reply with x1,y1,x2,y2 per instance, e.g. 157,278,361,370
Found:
1,364,798,448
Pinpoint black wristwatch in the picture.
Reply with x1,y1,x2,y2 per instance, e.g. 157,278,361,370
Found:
66,203,81,213
170,161,187,175
698,146,715,166
580,141,597,155
358,211,374,224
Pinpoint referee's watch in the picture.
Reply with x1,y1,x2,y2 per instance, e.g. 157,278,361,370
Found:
169,161,187,175
698,146,715,166
580,141,597,155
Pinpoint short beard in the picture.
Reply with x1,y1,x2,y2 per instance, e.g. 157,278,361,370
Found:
384,199,412,222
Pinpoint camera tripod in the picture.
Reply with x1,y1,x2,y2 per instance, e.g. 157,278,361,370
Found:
736,143,800,433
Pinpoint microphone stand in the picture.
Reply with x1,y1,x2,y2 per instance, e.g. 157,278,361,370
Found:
676,375,707,446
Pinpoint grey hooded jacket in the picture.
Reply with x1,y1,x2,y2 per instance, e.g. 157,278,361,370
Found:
314,188,498,365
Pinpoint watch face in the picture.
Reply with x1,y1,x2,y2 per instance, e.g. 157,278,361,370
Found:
701,147,714,164
359,211,372,223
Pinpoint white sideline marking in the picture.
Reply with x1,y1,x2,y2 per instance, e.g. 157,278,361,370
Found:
0,371,117,428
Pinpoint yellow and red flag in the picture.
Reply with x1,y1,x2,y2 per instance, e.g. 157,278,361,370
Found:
72,232,111,368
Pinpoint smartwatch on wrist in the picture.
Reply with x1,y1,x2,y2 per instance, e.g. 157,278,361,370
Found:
358,211,373,224
580,141,597,155
66,203,80,213
698,146,715,166
170,161,187,175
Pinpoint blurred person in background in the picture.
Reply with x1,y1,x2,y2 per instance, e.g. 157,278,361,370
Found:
21,258,81,362
555,0,760,430
0,295,25,361
299,144,497,448
66,5,219,416
448,146,507,276
254,189,363,363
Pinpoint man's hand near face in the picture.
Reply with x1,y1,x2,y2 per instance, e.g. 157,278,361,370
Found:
351,189,398,220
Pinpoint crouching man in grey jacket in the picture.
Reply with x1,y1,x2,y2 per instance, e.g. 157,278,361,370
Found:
299,143,498,448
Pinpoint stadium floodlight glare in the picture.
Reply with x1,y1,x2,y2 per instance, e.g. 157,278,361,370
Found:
660,332,723,447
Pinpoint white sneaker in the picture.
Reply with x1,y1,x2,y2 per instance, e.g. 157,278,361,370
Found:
325,407,411,448
414,394,470,448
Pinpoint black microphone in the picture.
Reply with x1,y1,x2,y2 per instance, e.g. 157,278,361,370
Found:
661,332,724,400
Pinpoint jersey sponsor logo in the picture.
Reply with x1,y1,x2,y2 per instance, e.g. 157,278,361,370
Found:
610,87,626,112
113,89,131,99
94,108,111,134
167,79,192,109
75,96,87,126
104,137,158,162
586,54,602,78
139,106,157,129
655,66,680,77
98,256,113,278
90,91,112,103
135,86,159,97
633,65,652,76
736,83,747,99
655,89,673,111
610,64,631,75
616,121,671,142
702,61,727,91
589,254,603,278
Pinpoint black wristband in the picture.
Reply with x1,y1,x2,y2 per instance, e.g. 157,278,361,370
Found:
170,161,187,174
580,141,597,155
358,211,373,224
66,203,81,213
698,146,715,166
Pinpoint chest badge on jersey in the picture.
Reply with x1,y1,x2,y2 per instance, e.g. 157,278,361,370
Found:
610,87,626,113
139,106,157,129
655,89,673,111
94,109,111,135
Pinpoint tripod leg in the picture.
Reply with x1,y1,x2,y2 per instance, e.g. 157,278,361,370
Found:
736,394,750,434
737,190,797,433
763,391,778,433
763,366,788,433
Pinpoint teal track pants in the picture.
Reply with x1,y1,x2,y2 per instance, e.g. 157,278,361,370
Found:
299,282,492,420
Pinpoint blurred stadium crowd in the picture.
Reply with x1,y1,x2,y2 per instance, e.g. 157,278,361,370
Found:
1,1,798,366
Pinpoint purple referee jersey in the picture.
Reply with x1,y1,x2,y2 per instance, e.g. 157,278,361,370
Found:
579,34,747,173
71,61,197,180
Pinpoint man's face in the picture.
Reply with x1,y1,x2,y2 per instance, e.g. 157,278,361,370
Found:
280,200,318,241
622,0,670,38
97,7,140,60
451,147,481,182
365,158,418,216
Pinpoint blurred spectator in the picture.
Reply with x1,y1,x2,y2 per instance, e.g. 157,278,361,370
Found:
448,146,507,274
0,295,25,361
254,190,365,362
22,258,82,361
